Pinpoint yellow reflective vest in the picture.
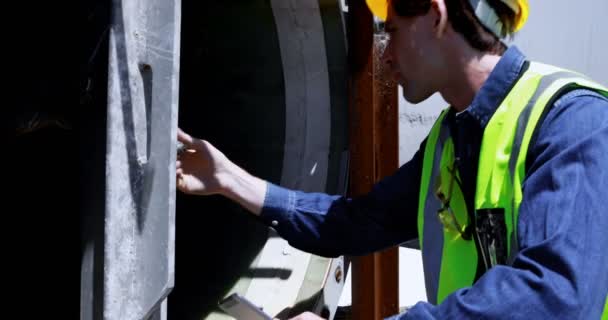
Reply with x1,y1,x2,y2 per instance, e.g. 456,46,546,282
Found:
417,61,608,319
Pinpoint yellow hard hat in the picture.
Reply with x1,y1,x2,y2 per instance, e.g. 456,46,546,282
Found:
506,0,529,32
365,0,388,21
365,0,528,33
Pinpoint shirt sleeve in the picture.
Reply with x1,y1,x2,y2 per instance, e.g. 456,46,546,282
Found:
258,142,426,258
392,89,608,319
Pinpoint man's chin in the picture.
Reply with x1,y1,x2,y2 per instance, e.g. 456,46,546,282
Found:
401,92,428,104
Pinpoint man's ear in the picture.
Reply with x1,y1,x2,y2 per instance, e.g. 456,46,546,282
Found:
431,0,448,38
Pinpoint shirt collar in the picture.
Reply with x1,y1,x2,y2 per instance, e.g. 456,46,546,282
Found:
461,45,527,128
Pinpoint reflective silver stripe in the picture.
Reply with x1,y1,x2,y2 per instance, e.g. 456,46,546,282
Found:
507,71,580,264
422,121,450,304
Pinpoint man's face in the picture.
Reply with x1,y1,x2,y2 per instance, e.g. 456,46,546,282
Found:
382,2,446,103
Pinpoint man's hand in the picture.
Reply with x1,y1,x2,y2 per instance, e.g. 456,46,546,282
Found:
176,128,230,196
288,312,326,320
175,128,268,215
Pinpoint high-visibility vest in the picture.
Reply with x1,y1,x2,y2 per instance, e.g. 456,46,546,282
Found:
417,61,608,319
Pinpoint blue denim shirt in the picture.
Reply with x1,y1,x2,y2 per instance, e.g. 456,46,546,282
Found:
260,46,608,319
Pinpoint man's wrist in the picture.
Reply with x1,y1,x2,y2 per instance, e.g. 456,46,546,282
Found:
216,162,267,215
217,162,239,198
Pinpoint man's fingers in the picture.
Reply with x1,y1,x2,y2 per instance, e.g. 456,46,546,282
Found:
176,172,187,192
177,128,195,146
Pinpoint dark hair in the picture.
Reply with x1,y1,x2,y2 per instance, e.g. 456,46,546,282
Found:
391,0,518,54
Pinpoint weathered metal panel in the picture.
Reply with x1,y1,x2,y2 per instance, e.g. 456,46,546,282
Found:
81,0,181,318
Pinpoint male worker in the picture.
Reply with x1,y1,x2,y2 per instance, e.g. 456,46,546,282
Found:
176,0,608,318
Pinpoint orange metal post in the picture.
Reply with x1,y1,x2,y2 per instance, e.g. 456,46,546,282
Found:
348,1,400,319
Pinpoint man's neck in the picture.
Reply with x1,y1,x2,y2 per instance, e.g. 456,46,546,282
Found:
441,48,502,112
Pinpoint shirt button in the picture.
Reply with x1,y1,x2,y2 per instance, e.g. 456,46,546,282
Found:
271,220,279,227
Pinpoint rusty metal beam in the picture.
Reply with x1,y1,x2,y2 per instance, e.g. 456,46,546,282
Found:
348,1,399,319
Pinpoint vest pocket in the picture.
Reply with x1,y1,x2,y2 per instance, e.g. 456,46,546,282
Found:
476,208,508,268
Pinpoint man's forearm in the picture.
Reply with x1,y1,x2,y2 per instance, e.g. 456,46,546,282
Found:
220,162,268,215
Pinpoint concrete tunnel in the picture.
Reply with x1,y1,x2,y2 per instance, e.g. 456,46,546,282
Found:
9,0,356,319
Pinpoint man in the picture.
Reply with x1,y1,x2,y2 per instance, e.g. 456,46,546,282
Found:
176,0,608,318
